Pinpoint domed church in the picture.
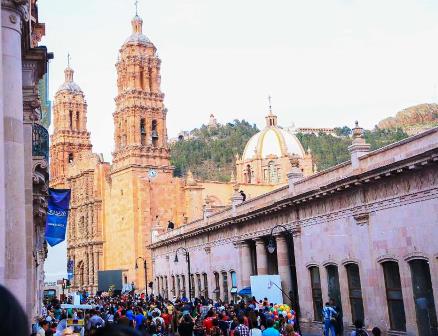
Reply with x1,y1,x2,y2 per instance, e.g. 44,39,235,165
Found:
236,110,314,185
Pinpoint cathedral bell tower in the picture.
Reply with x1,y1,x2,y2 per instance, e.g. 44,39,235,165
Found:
50,64,92,188
112,14,170,170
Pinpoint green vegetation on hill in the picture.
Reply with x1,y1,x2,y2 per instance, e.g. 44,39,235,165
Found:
297,127,409,171
170,120,259,181
170,122,409,181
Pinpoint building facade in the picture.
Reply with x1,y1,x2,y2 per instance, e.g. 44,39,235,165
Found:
151,125,438,336
50,13,285,294
0,0,51,323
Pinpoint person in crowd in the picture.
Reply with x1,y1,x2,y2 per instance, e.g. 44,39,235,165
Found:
351,320,368,336
322,302,337,336
235,315,250,336
329,298,343,336
0,285,29,336
178,313,195,336
262,319,280,336
371,327,381,336
37,320,50,336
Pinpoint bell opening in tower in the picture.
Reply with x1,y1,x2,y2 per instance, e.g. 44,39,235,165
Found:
151,120,158,147
140,118,146,145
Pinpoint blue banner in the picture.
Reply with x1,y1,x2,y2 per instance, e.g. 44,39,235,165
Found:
45,188,71,247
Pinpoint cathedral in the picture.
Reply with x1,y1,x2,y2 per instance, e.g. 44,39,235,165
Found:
49,13,313,293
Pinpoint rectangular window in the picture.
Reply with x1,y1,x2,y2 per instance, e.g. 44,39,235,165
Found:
309,267,323,321
346,264,364,323
203,273,209,298
409,259,438,336
382,261,406,331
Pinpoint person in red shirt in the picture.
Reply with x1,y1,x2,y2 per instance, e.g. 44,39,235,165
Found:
203,310,216,333
161,308,172,331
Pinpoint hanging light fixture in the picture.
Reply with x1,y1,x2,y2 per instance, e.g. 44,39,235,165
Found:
267,238,276,254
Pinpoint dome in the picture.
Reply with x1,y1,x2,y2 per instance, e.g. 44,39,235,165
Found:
242,114,305,160
123,15,153,47
57,66,82,93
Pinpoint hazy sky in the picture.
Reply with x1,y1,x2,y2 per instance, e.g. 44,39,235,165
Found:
42,0,438,281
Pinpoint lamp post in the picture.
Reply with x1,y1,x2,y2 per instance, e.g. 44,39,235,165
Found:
135,257,148,297
267,224,301,332
174,247,192,302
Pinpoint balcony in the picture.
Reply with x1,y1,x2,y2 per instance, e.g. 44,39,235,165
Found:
32,123,49,161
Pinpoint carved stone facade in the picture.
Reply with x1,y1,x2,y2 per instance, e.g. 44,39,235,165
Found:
151,127,438,336
1,0,51,325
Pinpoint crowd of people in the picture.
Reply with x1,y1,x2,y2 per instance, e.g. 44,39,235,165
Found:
0,284,383,336
33,292,301,336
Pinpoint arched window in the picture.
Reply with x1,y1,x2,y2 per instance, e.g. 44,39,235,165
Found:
222,272,229,303
382,261,406,331
196,274,202,298
268,161,277,183
181,274,186,298
246,165,252,183
171,275,175,295
346,263,364,323
76,111,80,130
190,274,195,298
409,259,437,335
214,272,220,301
176,275,181,296
326,265,343,316
69,110,73,129
203,273,209,298
309,266,323,321
140,118,146,145
151,120,158,146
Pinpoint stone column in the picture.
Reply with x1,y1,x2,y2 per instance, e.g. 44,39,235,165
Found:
93,250,99,286
254,238,268,275
88,247,94,289
275,235,293,305
2,2,27,309
239,241,252,288
84,252,89,287
0,0,4,286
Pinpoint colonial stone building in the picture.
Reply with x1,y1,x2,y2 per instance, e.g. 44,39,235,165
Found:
0,0,51,323
151,125,438,336
50,13,296,294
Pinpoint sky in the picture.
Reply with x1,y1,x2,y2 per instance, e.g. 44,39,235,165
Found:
41,0,438,281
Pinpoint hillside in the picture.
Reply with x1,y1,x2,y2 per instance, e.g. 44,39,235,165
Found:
170,121,409,181
170,120,259,181
297,127,408,171
378,103,438,135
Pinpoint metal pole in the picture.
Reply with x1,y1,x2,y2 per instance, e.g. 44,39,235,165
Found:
187,251,192,302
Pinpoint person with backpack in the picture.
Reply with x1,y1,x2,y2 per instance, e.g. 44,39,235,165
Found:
322,302,337,336
350,320,368,336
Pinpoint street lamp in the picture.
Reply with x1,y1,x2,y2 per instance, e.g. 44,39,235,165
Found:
135,257,148,297
174,247,192,302
267,224,301,333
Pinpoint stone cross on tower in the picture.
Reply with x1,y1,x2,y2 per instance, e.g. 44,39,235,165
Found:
135,0,139,15
268,95,272,114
